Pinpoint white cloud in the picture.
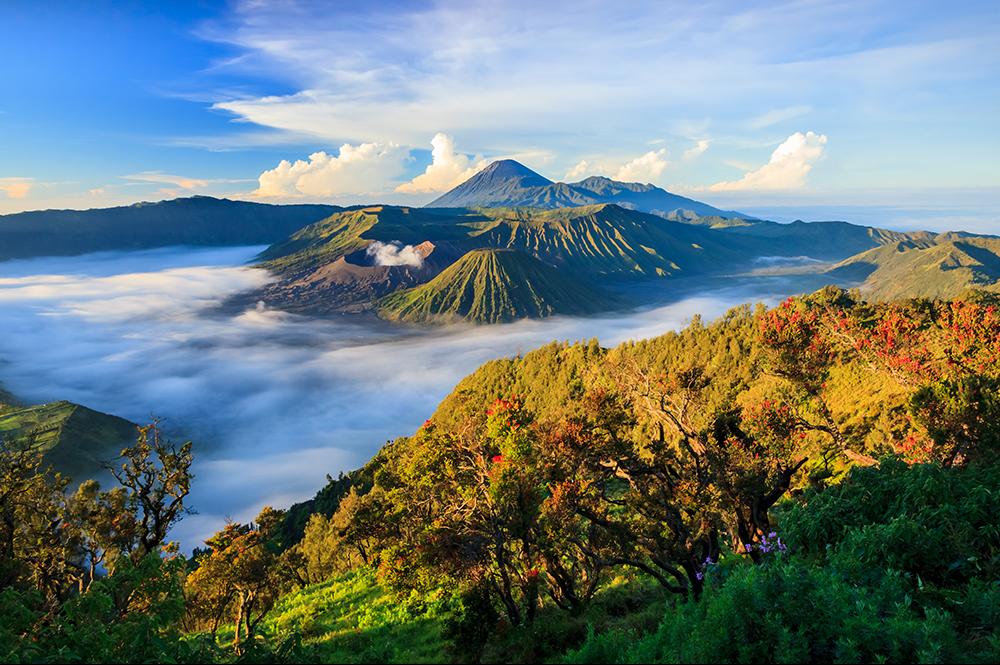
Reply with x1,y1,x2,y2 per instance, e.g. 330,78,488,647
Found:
566,148,672,183
565,160,602,181
395,133,487,194
614,149,669,183
366,241,425,267
682,139,710,161
0,178,32,199
710,131,828,191
254,142,408,198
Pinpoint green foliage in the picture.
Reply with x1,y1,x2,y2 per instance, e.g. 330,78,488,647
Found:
280,466,374,546
5,291,999,664
779,459,1000,591
564,460,1000,664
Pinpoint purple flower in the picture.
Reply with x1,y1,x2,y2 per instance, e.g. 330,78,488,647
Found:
696,571,704,581
744,543,753,553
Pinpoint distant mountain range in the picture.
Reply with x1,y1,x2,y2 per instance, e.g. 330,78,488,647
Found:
2,160,995,323
254,195,940,322
0,196,339,260
427,159,747,219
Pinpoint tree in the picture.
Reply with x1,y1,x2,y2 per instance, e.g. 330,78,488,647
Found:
185,506,289,652
109,422,193,557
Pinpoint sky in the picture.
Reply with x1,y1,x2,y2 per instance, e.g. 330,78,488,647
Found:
1,0,998,230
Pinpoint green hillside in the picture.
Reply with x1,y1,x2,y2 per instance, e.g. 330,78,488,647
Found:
828,235,1000,300
377,248,617,324
260,569,453,663
0,400,136,476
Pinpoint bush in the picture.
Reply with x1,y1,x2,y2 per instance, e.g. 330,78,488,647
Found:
562,461,1000,664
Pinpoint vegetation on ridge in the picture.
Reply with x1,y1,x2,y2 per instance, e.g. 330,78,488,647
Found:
2,288,998,663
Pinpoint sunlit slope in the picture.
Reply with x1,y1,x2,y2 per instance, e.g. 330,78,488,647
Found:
377,248,616,324
828,236,1000,300
258,205,483,276
467,204,746,277
261,569,450,664
0,400,136,476
255,202,954,321
261,204,745,281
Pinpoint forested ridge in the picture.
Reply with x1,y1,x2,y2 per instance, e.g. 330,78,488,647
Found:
2,287,998,663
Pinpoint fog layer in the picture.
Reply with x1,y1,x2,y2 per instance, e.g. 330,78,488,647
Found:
0,246,826,545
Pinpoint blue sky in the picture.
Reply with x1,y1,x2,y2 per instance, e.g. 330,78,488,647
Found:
1,0,997,231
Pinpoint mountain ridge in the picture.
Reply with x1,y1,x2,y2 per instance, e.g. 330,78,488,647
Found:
427,159,747,218
377,248,617,324
0,196,339,260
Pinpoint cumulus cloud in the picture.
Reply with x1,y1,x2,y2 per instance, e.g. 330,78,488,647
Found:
710,131,828,191
0,246,824,546
395,133,487,194
564,148,670,183
366,241,424,267
565,160,601,181
254,142,408,198
614,149,669,183
0,178,32,199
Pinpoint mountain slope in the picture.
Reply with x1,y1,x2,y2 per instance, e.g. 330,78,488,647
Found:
827,236,1000,301
0,400,137,476
377,249,617,324
255,203,950,321
466,204,746,277
0,196,338,260
719,219,938,261
427,160,745,218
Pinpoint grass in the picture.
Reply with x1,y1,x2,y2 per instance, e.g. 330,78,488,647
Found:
260,569,456,664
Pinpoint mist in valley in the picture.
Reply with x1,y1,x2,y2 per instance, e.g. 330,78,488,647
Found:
0,246,839,546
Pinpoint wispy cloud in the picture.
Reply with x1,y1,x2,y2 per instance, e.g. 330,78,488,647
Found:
747,106,813,130
189,0,999,196
122,172,210,190
0,177,33,199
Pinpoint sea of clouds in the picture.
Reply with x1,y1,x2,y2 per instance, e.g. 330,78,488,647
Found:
0,246,828,546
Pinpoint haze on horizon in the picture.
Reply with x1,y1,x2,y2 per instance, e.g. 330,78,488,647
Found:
1,0,998,232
